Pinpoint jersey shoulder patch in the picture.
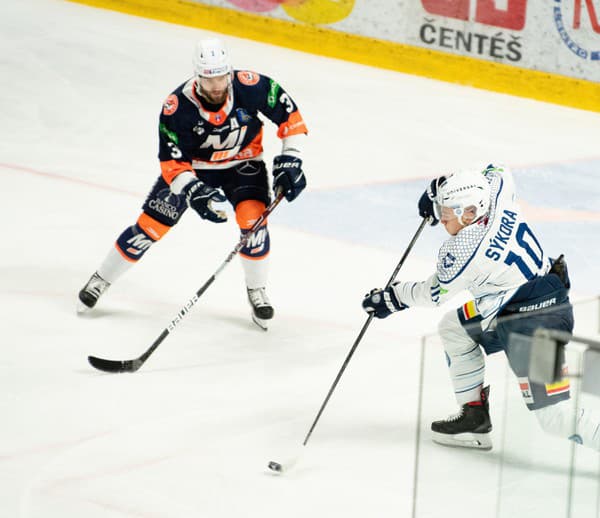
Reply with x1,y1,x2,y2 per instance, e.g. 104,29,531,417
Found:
162,94,179,116
437,224,488,283
236,70,261,86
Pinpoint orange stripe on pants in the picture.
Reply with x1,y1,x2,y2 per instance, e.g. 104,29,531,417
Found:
137,212,172,241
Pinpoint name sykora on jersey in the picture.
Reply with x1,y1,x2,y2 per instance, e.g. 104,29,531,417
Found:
392,167,550,329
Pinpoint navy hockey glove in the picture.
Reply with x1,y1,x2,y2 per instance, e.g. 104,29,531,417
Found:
183,179,227,223
361,286,408,319
273,155,306,202
418,176,446,226
549,254,571,289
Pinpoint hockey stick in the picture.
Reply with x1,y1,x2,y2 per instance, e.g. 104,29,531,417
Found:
302,217,428,446
88,192,285,373
268,218,428,473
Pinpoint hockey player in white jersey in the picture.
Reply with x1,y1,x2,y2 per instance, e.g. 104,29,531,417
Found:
362,164,600,451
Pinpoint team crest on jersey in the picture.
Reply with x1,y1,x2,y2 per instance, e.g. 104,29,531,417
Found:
442,252,456,268
193,121,205,136
237,70,260,86
236,108,251,123
163,94,178,116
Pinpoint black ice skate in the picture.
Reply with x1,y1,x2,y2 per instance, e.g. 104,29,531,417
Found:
247,287,274,330
77,272,111,313
431,386,493,450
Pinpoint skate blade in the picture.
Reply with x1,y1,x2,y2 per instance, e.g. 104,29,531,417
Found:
76,301,94,314
432,431,493,450
251,313,269,331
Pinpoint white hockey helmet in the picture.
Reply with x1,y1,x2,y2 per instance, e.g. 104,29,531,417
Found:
193,39,232,78
435,169,491,224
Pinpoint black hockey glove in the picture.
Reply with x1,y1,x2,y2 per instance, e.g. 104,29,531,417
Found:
549,254,571,289
361,285,408,319
273,155,306,202
418,176,446,226
183,179,227,223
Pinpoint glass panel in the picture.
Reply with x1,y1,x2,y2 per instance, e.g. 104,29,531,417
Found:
413,333,503,518
413,298,600,518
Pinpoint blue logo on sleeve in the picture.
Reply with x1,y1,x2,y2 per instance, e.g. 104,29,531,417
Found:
443,252,456,268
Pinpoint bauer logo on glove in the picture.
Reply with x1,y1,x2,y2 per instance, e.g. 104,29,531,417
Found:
272,154,306,202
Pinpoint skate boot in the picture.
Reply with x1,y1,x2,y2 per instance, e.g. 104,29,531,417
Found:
77,272,110,313
247,287,274,330
431,386,492,450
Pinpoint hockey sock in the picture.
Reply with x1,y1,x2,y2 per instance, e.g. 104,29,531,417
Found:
439,312,486,405
242,255,270,289
98,246,135,284
236,200,270,260
235,199,270,287
115,223,156,262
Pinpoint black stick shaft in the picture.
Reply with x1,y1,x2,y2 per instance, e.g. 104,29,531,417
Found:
302,218,428,446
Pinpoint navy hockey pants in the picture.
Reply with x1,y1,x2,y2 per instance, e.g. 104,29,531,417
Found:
463,273,573,410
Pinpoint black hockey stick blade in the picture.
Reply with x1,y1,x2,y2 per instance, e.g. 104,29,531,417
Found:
87,355,142,373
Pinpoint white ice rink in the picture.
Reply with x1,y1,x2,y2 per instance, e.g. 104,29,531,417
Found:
3,1,600,517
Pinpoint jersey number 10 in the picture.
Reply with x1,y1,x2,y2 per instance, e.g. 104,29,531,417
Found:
504,223,544,280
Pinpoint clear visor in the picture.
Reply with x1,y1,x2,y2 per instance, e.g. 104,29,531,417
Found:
437,204,479,226
434,203,466,220
197,64,231,78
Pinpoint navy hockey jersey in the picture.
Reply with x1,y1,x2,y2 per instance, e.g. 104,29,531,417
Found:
158,70,308,184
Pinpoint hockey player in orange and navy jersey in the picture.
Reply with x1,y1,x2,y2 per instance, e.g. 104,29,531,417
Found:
77,39,308,329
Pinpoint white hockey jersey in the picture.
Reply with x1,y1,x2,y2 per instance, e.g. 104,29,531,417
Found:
393,166,551,328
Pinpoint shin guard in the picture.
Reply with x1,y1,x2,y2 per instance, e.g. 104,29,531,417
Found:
236,200,270,259
115,224,156,262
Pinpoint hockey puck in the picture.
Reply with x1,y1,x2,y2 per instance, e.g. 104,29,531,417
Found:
268,461,282,472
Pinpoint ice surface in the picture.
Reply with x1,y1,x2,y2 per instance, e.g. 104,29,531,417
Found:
2,1,600,516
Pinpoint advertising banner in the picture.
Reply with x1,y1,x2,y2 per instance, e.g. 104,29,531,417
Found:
197,0,600,83
67,0,600,111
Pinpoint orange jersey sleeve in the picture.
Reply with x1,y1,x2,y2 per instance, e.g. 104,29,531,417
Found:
160,160,194,185
277,110,308,139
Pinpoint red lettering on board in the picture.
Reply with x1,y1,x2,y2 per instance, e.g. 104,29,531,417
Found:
574,0,600,33
422,0,527,30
